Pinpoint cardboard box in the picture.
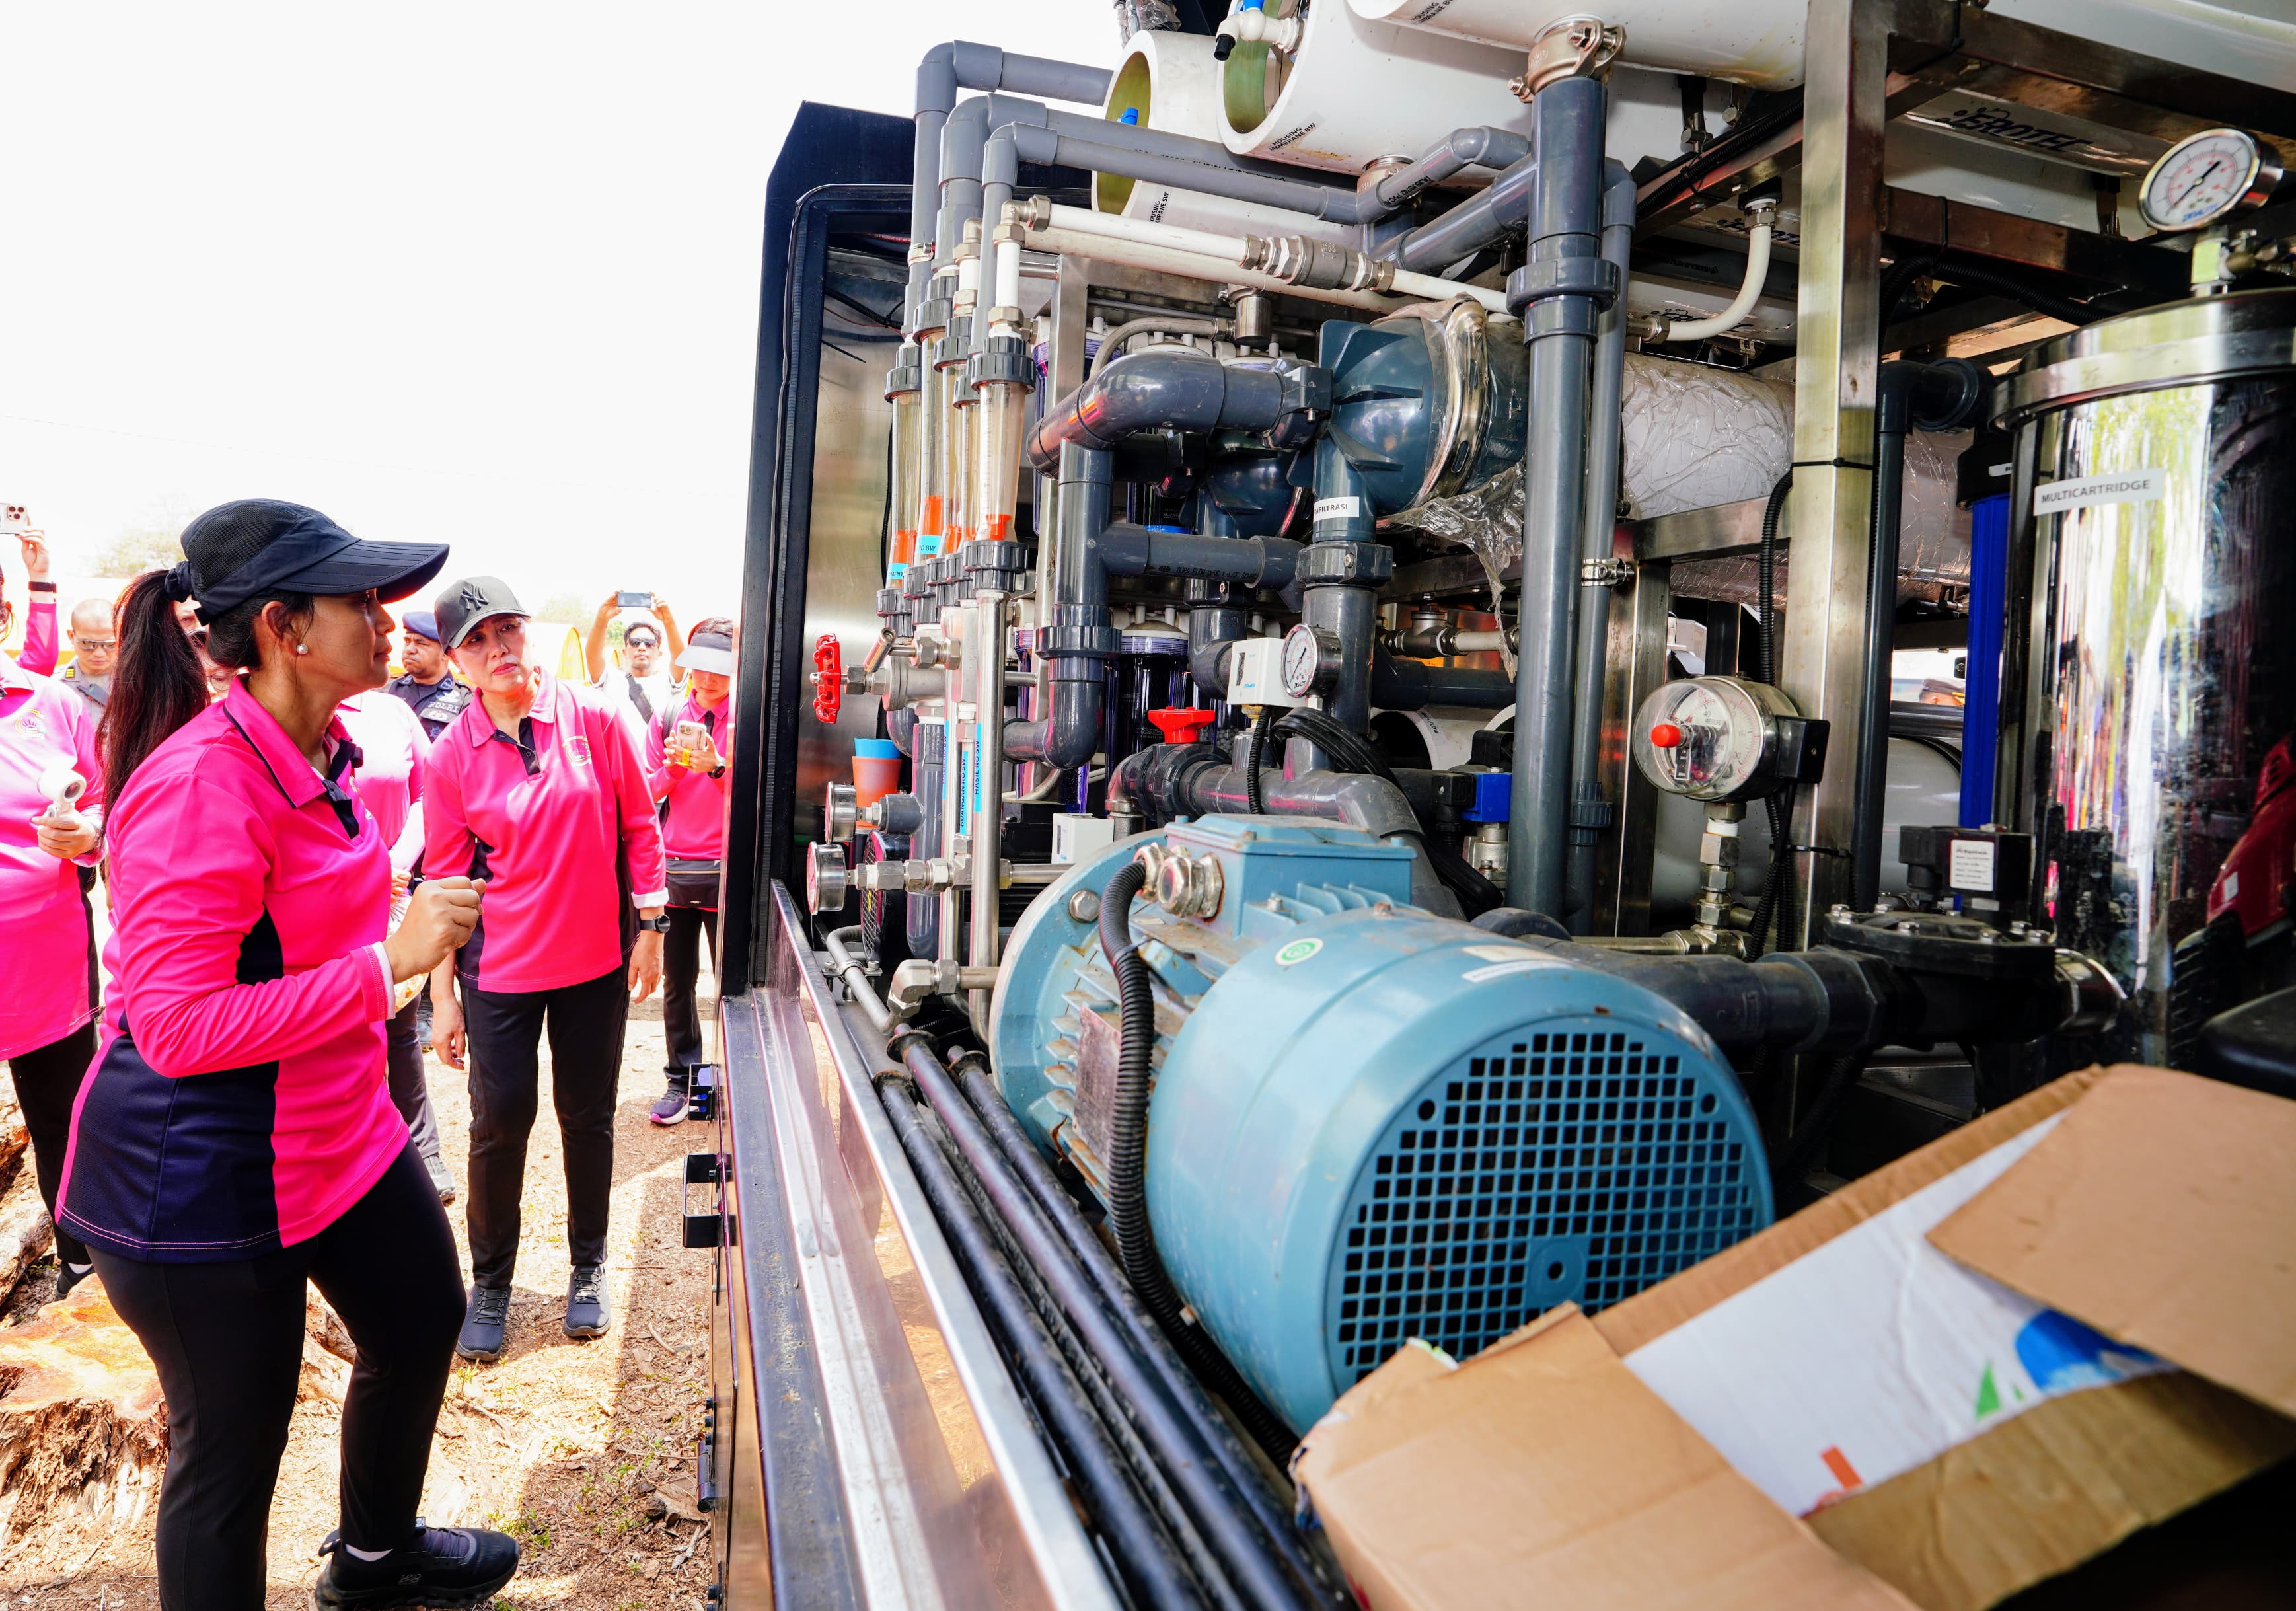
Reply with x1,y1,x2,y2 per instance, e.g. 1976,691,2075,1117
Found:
1294,1067,2296,1611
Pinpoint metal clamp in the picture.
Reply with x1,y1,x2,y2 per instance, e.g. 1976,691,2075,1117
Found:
1510,17,1625,100
681,1152,725,1250
1579,556,1633,587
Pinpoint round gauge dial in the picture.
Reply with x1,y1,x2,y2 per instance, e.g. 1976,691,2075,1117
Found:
2139,128,2281,233
1280,624,1332,699
1629,676,1798,802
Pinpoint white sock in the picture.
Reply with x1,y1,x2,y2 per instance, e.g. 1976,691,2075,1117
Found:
343,1543,392,1561
66,1262,93,1275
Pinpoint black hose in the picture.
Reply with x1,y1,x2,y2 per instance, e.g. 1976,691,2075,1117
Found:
1882,248,2108,333
879,1079,1209,1610
1245,706,1273,815
911,1063,1231,1608
903,1042,1328,1611
1770,1048,1871,1207
951,1055,1337,1599
1742,470,1795,961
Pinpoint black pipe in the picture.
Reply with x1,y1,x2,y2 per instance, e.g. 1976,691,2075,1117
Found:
1369,647,1517,711
907,1053,1234,1610
1856,359,1985,908
1512,934,1896,1057
903,1041,1328,1611
877,1078,1208,1609
949,1055,1336,1601
1101,523,1304,590
1748,470,1793,957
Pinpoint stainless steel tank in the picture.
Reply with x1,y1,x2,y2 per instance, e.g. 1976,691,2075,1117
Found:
1996,289,2296,1066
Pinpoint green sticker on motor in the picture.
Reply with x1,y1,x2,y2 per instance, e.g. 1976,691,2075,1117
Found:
1273,937,1323,968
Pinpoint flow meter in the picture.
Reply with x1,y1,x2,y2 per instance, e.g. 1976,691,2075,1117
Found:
1630,676,1828,803
2139,128,2283,233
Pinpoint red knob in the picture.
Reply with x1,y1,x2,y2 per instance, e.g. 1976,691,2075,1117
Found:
1147,706,1219,745
811,634,843,725
1650,722,1683,748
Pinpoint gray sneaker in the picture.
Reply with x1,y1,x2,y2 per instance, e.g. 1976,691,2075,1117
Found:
456,1286,511,1362
424,1150,458,1204
566,1265,610,1339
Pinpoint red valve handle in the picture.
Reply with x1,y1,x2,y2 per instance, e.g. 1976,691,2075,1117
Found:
1147,706,1219,745
811,634,842,725
1650,722,1683,748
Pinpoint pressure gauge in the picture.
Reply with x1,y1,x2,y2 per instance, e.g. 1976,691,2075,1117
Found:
1280,624,1341,699
1630,675,1824,803
2139,128,2283,233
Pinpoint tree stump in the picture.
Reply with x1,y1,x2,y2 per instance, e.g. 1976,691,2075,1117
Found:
0,1283,169,1541
0,1165,54,1301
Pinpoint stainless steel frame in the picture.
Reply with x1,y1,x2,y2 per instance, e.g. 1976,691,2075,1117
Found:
711,883,1120,1610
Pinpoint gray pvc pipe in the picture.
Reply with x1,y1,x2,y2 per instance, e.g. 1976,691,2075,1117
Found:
1098,524,1302,590
1561,161,1637,929
1392,152,1538,274
1507,75,1607,918
911,45,1111,282
1370,649,1516,712
1025,347,1292,470
1372,126,1533,214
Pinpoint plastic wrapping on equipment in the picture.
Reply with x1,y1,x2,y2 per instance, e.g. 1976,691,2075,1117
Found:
1619,355,1794,520
1115,0,1180,41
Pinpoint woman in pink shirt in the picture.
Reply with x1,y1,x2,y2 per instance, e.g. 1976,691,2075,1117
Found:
421,576,667,1362
338,687,455,1202
640,617,734,1125
1,573,105,1297
57,501,517,1610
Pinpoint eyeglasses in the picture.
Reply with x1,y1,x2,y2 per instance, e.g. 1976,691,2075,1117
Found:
625,634,659,648
73,638,117,653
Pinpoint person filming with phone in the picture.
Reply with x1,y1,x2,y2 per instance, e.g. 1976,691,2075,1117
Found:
584,589,683,731
56,500,519,1609
642,618,734,1125
423,578,669,1363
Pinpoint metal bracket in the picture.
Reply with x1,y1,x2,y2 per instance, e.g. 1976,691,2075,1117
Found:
1580,556,1634,588
1511,17,1626,100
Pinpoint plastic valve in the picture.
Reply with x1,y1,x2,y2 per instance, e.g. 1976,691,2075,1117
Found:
1148,707,1220,745
811,634,842,725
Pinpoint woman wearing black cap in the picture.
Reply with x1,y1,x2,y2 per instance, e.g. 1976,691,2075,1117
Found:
57,500,519,1608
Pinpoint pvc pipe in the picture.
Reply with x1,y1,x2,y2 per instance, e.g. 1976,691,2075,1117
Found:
1041,203,1511,313
992,235,1021,310
1371,126,1534,213
1021,223,1399,312
1652,209,1772,342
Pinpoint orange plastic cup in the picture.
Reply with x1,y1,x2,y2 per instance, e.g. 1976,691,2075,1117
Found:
853,741,903,807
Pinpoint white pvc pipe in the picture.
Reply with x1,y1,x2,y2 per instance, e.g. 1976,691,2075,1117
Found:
1653,218,1772,343
1041,202,1511,314
1021,223,1398,312
994,234,1022,309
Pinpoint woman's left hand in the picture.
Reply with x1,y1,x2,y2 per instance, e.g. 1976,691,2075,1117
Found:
32,809,99,862
629,928,665,1003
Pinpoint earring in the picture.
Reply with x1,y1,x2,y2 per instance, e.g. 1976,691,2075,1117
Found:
295,644,309,656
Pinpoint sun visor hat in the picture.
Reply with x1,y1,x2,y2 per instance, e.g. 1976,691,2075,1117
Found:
675,629,735,676
170,500,449,624
432,576,530,649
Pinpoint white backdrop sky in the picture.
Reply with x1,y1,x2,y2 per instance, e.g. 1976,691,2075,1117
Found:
1,3,1116,620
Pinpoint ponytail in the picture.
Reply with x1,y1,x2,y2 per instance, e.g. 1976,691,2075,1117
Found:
102,570,211,807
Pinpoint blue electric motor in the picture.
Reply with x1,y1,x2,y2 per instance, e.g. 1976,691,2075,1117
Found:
990,815,1772,1432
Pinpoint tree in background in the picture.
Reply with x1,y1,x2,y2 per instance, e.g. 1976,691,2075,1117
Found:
533,591,589,624
89,497,200,578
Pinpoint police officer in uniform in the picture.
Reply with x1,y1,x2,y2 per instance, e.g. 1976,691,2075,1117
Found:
383,611,470,739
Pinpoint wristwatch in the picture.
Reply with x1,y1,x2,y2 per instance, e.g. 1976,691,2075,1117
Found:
708,762,727,779
637,915,671,934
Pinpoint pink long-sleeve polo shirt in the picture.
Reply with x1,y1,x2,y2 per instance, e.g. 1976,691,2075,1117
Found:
16,592,58,677
59,681,402,1261
0,656,106,1059
644,691,731,866
424,671,667,996
340,687,428,856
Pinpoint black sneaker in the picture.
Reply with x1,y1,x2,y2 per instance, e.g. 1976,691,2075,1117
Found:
456,1286,511,1362
54,1261,97,1301
648,1070,690,1126
313,1520,519,1607
565,1265,609,1340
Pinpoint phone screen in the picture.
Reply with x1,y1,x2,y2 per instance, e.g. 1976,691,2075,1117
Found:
616,590,653,609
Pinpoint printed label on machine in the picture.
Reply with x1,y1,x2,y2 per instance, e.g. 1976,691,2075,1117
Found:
1949,838,1997,893
1313,496,1362,524
2033,468,2167,515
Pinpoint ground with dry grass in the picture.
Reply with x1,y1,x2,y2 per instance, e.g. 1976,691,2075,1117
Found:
1,978,722,1610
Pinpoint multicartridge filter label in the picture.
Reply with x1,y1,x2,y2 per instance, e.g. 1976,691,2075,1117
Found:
2033,468,2166,514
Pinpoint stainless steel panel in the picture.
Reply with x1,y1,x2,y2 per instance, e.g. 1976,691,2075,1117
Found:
1594,548,1672,936
749,881,1121,1608
802,338,899,863
2017,369,2296,1066
1998,288,2296,423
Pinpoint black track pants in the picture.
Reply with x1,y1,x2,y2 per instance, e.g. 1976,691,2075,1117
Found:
385,993,441,1164
92,1144,464,1610
661,903,720,1074
6,1018,95,1268
460,963,629,1287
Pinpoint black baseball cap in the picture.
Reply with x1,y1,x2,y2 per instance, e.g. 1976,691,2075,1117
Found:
432,576,529,648
171,500,448,624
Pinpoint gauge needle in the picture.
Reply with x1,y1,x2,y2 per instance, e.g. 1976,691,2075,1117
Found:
2171,159,2225,212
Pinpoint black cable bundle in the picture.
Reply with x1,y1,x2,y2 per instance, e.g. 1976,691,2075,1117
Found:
1745,470,1796,961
